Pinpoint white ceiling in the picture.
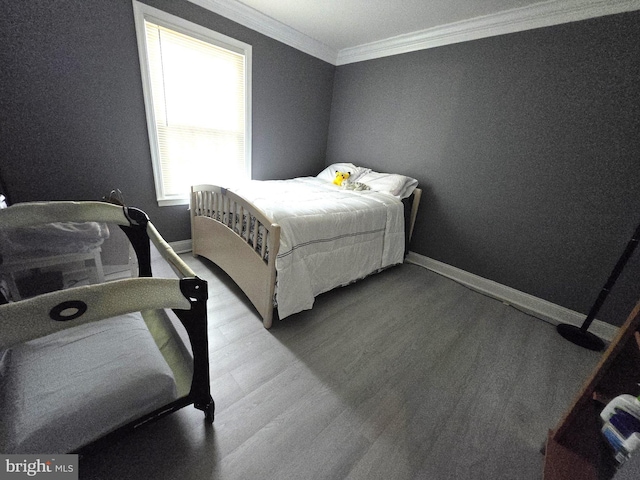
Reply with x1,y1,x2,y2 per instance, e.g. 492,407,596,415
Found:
188,0,640,64
229,0,543,51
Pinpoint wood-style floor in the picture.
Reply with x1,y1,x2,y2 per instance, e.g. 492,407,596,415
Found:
79,256,601,480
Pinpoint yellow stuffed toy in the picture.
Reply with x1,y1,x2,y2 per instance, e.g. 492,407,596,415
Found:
333,171,350,186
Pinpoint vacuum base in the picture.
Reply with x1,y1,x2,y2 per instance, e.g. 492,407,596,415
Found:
557,323,605,351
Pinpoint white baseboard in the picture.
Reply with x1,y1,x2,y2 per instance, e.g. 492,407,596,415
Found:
405,251,619,343
169,239,193,255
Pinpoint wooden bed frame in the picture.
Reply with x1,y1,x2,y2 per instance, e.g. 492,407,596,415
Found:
190,184,422,329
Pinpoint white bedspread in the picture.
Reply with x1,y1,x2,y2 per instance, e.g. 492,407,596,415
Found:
231,177,405,319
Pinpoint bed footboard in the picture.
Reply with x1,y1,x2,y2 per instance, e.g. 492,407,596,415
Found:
191,185,280,329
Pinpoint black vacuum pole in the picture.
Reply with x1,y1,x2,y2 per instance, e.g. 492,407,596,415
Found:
557,220,640,351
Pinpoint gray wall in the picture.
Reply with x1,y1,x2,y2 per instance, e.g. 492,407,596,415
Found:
1,1,638,326
0,0,334,241
327,12,640,326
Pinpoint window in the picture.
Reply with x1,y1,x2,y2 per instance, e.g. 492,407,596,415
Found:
132,1,252,206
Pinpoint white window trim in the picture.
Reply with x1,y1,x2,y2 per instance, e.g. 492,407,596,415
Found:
132,0,252,206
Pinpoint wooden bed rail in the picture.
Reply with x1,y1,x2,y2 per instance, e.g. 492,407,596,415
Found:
190,184,422,329
191,185,275,263
190,184,280,328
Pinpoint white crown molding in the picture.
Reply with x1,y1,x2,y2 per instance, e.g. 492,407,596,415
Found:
337,0,640,65
185,0,338,64
187,0,640,66
405,252,619,343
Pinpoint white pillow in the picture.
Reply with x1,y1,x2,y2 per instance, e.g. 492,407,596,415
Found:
316,163,370,183
358,171,418,199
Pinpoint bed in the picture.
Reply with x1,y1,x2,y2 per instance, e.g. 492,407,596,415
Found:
0,201,214,454
190,163,422,328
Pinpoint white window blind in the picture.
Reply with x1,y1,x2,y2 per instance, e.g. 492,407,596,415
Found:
133,2,251,206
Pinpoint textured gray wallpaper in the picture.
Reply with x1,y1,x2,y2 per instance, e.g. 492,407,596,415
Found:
327,12,640,326
1,1,638,326
0,0,334,241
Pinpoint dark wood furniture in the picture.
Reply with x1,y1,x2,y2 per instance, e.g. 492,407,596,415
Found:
543,300,640,479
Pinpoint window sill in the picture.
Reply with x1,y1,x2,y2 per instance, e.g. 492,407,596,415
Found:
158,198,189,207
